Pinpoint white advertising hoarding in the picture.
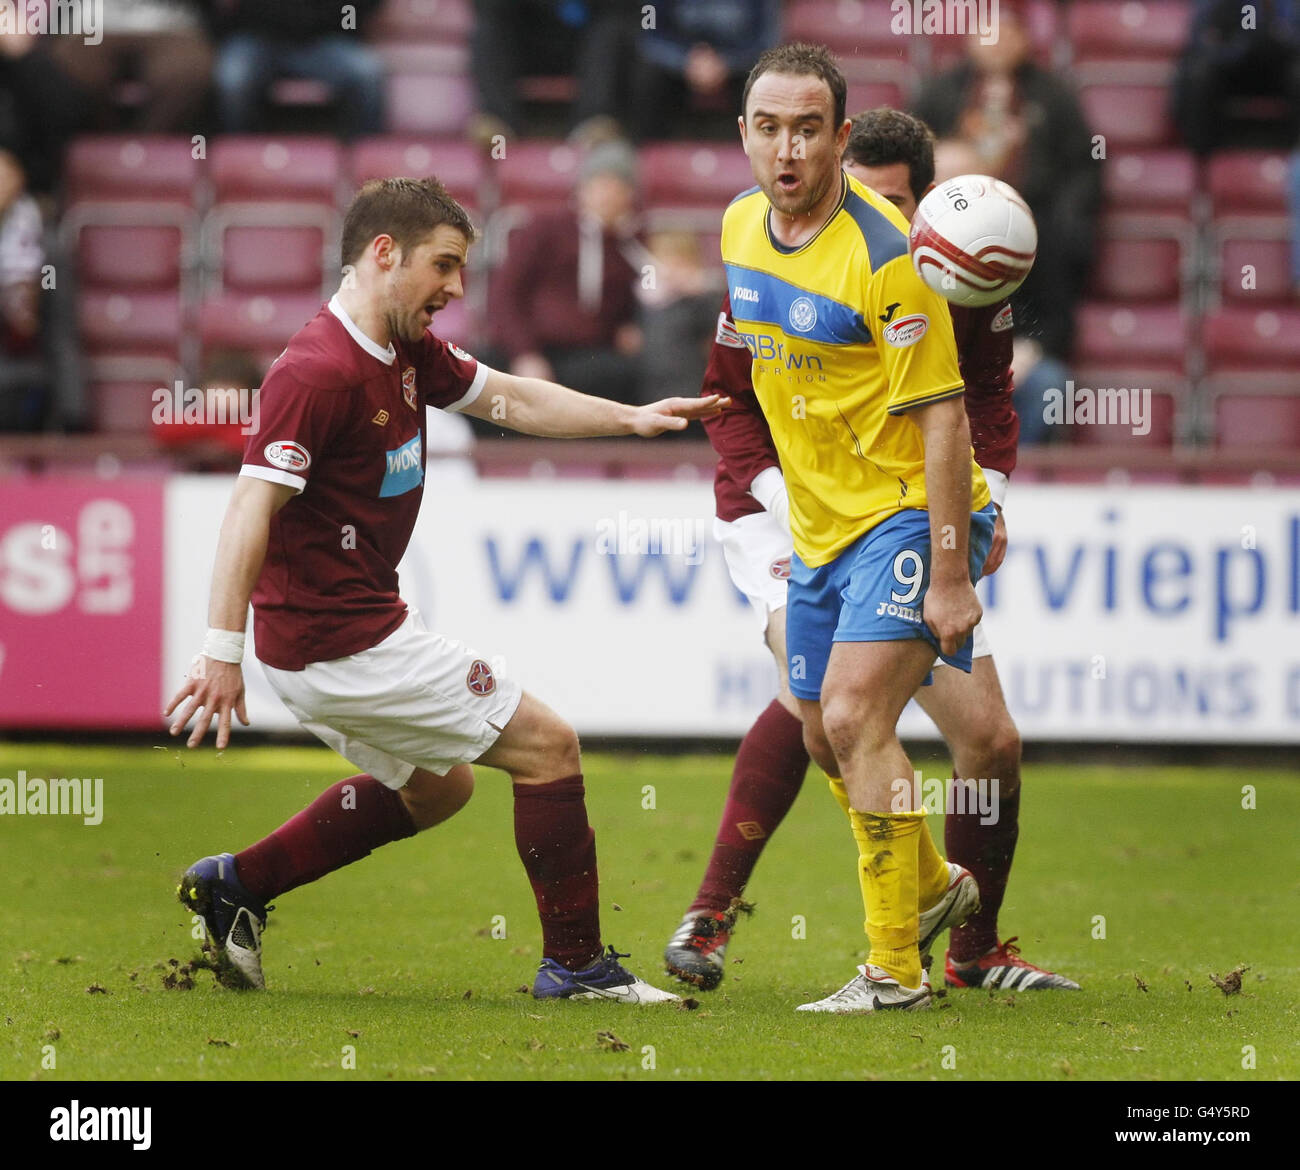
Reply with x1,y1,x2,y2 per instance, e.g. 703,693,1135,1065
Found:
163,476,1300,743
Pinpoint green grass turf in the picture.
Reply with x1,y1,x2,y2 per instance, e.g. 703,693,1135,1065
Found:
0,744,1296,1081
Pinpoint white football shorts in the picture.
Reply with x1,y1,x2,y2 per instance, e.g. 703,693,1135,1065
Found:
716,508,992,660
260,607,523,788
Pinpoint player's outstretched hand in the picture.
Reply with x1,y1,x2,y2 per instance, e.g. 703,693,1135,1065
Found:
923,578,983,658
630,394,730,436
164,657,249,750
981,506,1007,576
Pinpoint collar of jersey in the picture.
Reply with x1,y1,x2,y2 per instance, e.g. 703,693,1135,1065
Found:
764,170,848,257
328,294,397,365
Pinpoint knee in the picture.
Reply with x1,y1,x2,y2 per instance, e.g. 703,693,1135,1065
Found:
975,718,1021,781
534,712,581,782
821,691,888,762
402,765,474,831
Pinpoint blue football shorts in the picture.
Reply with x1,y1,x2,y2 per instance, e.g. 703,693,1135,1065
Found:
786,504,997,701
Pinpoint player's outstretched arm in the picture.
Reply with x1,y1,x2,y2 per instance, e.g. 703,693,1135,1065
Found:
465,368,728,437
909,396,982,657
164,476,295,749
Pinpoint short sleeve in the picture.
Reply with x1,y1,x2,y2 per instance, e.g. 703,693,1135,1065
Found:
864,254,965,416
415,333,491,412
239,366,351,493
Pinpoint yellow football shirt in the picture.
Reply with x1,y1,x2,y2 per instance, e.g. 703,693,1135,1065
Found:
721,171,990,568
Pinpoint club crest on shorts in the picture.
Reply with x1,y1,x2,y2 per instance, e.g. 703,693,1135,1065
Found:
466,659,496,696
769,556,791,580
402,366,417,411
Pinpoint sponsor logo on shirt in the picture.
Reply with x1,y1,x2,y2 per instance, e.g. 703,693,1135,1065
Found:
788,296,818,333
379,433,423,498
448,342,474,362
769,556,791,580
990,303,1014,332
263,440,310,473
466,659,496,696
732,285,760,303
715,312,747,349
883,314,929,347
402,366,417,411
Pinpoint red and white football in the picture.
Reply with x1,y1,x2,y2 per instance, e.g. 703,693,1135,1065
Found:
908,174,1038,307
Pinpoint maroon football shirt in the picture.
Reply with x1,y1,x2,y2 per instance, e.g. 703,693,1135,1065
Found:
703,291,1019,522
239,297,487,670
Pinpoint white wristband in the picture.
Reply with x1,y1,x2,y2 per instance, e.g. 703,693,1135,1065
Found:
202,627,245,664
749,465,790,532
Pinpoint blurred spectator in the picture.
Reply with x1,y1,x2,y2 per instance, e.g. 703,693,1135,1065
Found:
0,147,46,431
629,0,780,140
1173,0,1300,154
152,350,261,465
1291,150,1300,296
638,229,719,405
0,29,88,195
202,0,385,138
470,0,625,143
46,0,212,134
488,140,644,406
912,3,1101,362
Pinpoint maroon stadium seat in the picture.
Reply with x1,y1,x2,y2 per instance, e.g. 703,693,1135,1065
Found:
1067,390,1178,448
75,223,185,289
86,356,184,434
64,136,201,206
351,137,483,191
200,203,337,297
1214,395,1300,450
1087,213,1189,302
784,0,906,57
490,140,582,208
209,137,343,204
1102,149,1196,210
372,0,473,44
1069,365,1186,448
79,289,184,357
198,292,324,357
640,143,757,210
1215,216,1292,304
1068,1,1191,63
845,77,907,118
1077,64,1177,148
385,70,476,136
1074,302,1189,367
1203,306,1300,368
1205,151,1289,215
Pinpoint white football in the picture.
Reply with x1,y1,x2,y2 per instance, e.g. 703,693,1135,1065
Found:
908,175,1037,307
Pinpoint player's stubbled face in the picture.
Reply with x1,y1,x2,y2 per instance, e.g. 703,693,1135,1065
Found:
844,160,919,222
741,72,843,218
388,223,470,343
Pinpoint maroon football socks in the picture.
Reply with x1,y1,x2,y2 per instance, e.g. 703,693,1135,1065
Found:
234,773,417,901
512,774,602,971
689,698,810,915
945,772,1022,962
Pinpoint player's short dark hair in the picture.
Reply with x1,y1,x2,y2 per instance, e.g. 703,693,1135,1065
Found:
742,42,847,129
340,177,478,269
843,108,936,203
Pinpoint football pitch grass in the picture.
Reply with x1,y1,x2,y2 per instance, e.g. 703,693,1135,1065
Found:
1,743,1296,1082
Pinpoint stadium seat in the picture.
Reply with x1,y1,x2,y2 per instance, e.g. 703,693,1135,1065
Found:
1064,391,1178,447
198,292,325,358
1067,365,1185,447
1087,213,1190,302
1202,306,1300,368
926,0,1059,72
1077,63,1177,148
1214,216,1292,304
783,0,907,58
1102,149,1196,210
845,77,908,118
64,136,201,206
385,70,476,136
350,137,485,204
372,0,473,44
640,143,757,212
79,289,185,358
65,210,191,291
209,137,343,205
1067,1,1191,64
1205,151,1290,215
489,140,582,209
86,357,183,434
200,203,338,297
1213,394,1300,450
1074,302,1190,367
